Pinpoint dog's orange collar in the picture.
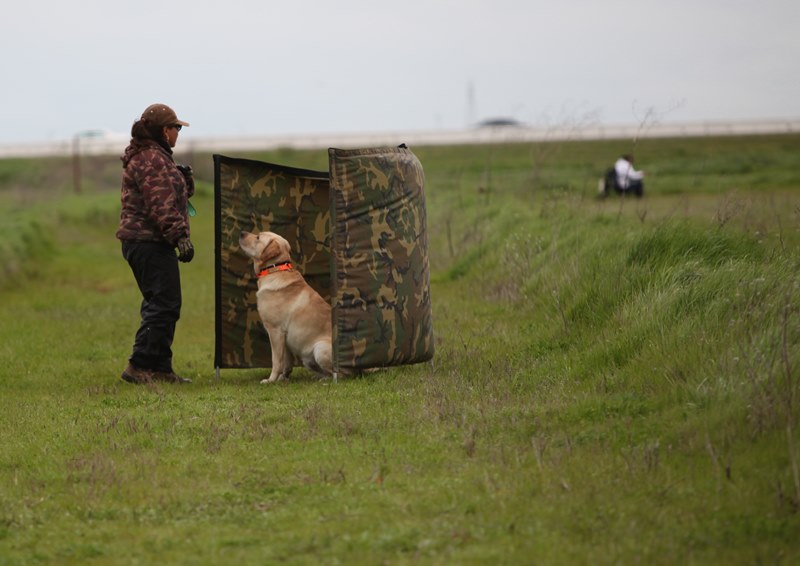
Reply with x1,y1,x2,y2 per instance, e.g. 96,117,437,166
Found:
258,262,293,278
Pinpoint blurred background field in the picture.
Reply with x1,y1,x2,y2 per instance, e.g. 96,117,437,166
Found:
0,133,799,564
4,133,799,284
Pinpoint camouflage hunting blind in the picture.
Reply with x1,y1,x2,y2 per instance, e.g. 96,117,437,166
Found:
214,145,434,377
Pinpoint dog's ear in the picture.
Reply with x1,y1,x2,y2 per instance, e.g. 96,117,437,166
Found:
260,235,292,265
260,236,287,265
259,236,275,265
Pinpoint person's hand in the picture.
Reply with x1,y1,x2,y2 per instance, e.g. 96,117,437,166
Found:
177,237,194,263
176,164,193,178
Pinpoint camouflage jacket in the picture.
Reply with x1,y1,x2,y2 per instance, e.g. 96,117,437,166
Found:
116,139,194,246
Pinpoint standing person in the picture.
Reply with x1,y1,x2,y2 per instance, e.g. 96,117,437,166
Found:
117,103,195,384
614,154,645,197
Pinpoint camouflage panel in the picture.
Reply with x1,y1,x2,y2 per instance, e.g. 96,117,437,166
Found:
214,154,331,369
328,146,434,373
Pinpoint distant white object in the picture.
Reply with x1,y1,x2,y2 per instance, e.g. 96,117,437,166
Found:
72,129,128,156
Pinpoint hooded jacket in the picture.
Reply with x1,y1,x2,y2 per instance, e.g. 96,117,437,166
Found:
116,139,194,245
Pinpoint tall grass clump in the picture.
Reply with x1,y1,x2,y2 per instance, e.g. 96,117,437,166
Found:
0,212,54,286
425,177,800,523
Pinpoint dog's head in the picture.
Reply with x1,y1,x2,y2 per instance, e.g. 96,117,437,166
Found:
239,231,292,272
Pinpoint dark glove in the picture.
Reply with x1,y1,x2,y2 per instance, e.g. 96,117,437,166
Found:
176,164,193,178
177,164,196,198
176,237,194,263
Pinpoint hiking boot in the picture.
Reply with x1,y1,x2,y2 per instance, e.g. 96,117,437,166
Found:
152,371,192,384
121,363,153,384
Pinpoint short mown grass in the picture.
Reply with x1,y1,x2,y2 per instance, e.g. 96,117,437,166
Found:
1,134,799,564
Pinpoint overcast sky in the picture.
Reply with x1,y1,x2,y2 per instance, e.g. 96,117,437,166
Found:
1,0,798,143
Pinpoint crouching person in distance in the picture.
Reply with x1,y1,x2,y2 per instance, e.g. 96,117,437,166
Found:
614,154,645,197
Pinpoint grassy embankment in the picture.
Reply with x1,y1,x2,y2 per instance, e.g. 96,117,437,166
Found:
0,133,799,564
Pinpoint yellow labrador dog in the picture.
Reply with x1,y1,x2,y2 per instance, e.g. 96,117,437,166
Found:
238,230,333,383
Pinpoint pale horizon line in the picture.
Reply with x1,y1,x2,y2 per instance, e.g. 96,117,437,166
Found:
1,117,798,159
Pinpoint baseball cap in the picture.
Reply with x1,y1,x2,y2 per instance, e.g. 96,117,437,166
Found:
140,103,190,127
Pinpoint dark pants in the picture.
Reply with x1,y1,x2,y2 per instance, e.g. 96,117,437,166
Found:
122,240,181,372
615,180,644,197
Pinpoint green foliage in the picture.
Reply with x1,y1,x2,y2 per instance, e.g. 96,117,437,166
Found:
0,209,53,286
1,134,800,564
626,220,763,268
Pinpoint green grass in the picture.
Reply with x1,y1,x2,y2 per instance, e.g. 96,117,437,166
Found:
1,134,799,564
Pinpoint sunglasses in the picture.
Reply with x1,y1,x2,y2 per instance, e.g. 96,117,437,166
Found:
170,124,183,132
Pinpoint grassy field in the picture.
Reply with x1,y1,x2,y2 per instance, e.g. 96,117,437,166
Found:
1,133,799,564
